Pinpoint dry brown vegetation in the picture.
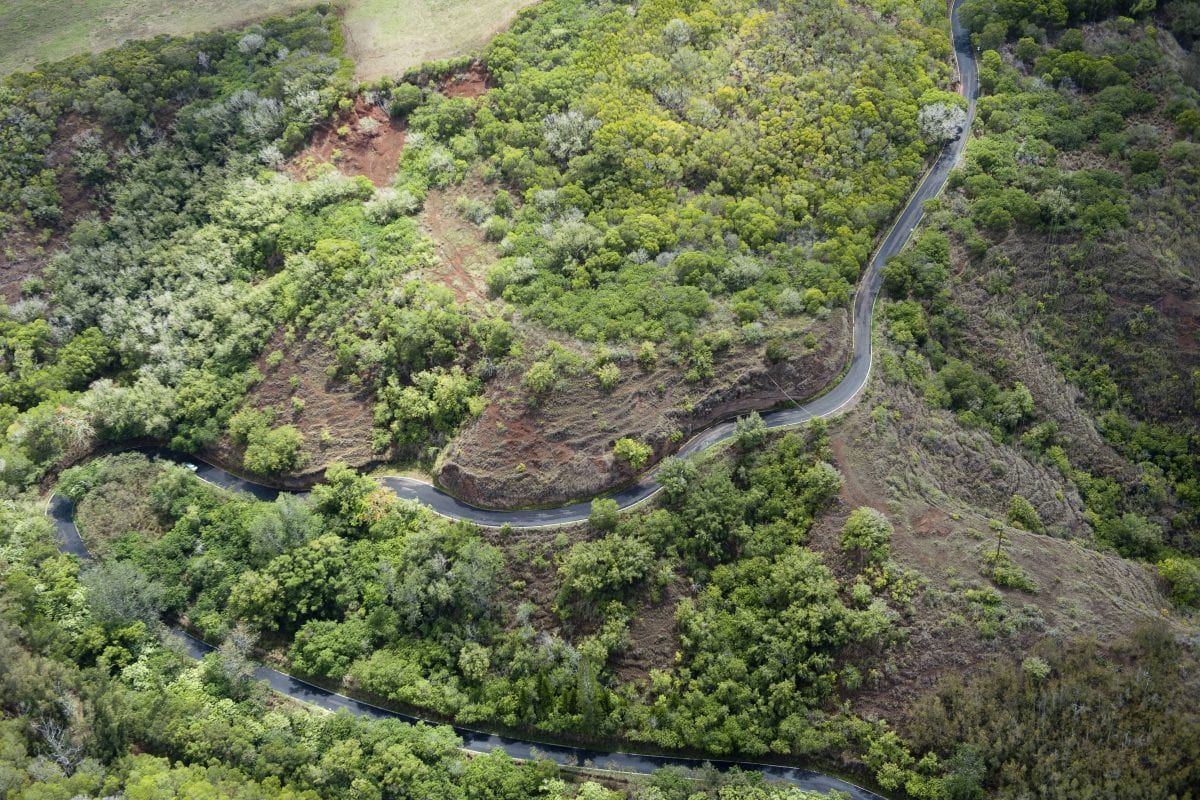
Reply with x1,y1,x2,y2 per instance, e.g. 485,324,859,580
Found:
438,317,848,508
815,359,1173,721
205,329,378,486
72,455,166,555
345,0,539,81
963,218,1199,427
467,349,1174,704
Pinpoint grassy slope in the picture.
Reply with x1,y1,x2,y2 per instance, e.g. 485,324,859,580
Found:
0,0,316,73
0,0,537,78
346,0,539,80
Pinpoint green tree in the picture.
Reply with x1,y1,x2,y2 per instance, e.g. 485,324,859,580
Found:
1007,495,1044,533
613,437,652,471
733,412,768,451
288,618,373,680
523,360,557,397
374,367,483,450
589,498,620,531
311,463,387,537
1157,557,1200,608
595,362,621,392
655,456,697,506
243,424,307,475
840,507,893,565
206,623,258,700
558,534,654,607
81,561,166,627
1097,513,1163,558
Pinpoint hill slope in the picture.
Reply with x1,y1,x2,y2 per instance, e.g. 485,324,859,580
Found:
0,0,536,78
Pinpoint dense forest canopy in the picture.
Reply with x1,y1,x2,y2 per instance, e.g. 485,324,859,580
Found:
465,0,957,343
1,478,836,799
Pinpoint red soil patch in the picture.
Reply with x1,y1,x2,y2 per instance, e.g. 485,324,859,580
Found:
417,182,495,305
440,62,492,98
439,316,850,509
287,98,406,187
203,329,379,486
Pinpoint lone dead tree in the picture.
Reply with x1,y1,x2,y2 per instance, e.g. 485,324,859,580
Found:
31,717,83,776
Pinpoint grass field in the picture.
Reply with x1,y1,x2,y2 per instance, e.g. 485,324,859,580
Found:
346,0,537,80
0,0,537,78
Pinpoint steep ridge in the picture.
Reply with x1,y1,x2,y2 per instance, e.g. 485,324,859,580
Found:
44,1,979,794
381,0,979,525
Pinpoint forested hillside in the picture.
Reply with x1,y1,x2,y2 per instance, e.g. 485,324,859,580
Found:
2,0,1200,799
2,487,838,799
429,0,964,504
878,0,1200,602
470,0,956,342
0,0,963,506
0,6,518,489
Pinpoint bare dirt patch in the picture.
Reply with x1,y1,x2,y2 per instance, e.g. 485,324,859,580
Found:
417,180,496,305
0,114,106,302
438,314,851,509
0,230,51,304
441,62,492,98
1159,289,1200,357
287,97,405,187
205,329,379,485
488,525,573,631
609,580,683,683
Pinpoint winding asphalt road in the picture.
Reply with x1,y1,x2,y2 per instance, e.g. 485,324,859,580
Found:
380,0,979,527
50,489,882,798
46,4,977,797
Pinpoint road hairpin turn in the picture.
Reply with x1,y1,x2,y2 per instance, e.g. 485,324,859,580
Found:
46,2,977,796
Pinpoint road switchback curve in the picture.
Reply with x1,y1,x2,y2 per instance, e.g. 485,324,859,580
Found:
46,3,978,795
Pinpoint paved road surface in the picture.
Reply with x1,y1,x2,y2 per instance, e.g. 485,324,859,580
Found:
381,0,979,527
45,3,978,795
49,489,883,798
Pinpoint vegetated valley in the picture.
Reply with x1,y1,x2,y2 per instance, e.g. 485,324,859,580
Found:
1,0,1199,799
